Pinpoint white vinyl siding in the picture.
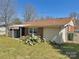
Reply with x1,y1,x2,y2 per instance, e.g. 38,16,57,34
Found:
0,27,6,35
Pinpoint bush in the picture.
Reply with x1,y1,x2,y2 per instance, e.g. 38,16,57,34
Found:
21,34,42,46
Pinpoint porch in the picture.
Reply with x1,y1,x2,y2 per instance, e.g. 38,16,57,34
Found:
9,25,43,38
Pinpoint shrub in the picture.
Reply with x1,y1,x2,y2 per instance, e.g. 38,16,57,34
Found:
21,34,42,45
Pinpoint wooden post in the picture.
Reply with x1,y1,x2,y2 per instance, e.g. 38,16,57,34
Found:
20,27,22,38
25,28,28,36
12,29,14,38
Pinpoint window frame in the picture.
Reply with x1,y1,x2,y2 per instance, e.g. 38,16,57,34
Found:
28,28,37,35
68,33,74,41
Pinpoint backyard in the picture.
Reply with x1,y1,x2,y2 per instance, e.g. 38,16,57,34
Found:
0,36,79,59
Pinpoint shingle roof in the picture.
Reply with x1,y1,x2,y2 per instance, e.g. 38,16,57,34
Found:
25,18,73,27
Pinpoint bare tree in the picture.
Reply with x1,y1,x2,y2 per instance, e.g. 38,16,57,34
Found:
11,18,22,25
69,12,79,19
24,4,36,21
0,0,16,36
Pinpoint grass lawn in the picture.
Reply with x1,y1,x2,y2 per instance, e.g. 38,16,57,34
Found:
0,36,78,59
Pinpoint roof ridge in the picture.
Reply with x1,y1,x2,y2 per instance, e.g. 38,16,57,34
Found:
26,18,72,22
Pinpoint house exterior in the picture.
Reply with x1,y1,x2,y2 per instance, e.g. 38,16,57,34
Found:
9,18,75,44
71,20,79,43
0,23,6,35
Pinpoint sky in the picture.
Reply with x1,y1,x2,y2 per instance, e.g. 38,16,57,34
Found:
16,0,79,19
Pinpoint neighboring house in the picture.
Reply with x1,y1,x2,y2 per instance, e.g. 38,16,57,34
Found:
72,20,79,42
0,23,6,35
9,18,75,44
0,18,6,35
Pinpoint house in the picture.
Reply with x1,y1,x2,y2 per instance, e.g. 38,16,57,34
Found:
0,22,6,35
9,18,75,44
72,20,79,43
0,17,6,35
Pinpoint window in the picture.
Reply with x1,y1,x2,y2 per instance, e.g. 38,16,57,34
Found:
29,28,32,34
28,28,37,35
68,33,74,41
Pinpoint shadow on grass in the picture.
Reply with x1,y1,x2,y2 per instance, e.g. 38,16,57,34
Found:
48,41,79,59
